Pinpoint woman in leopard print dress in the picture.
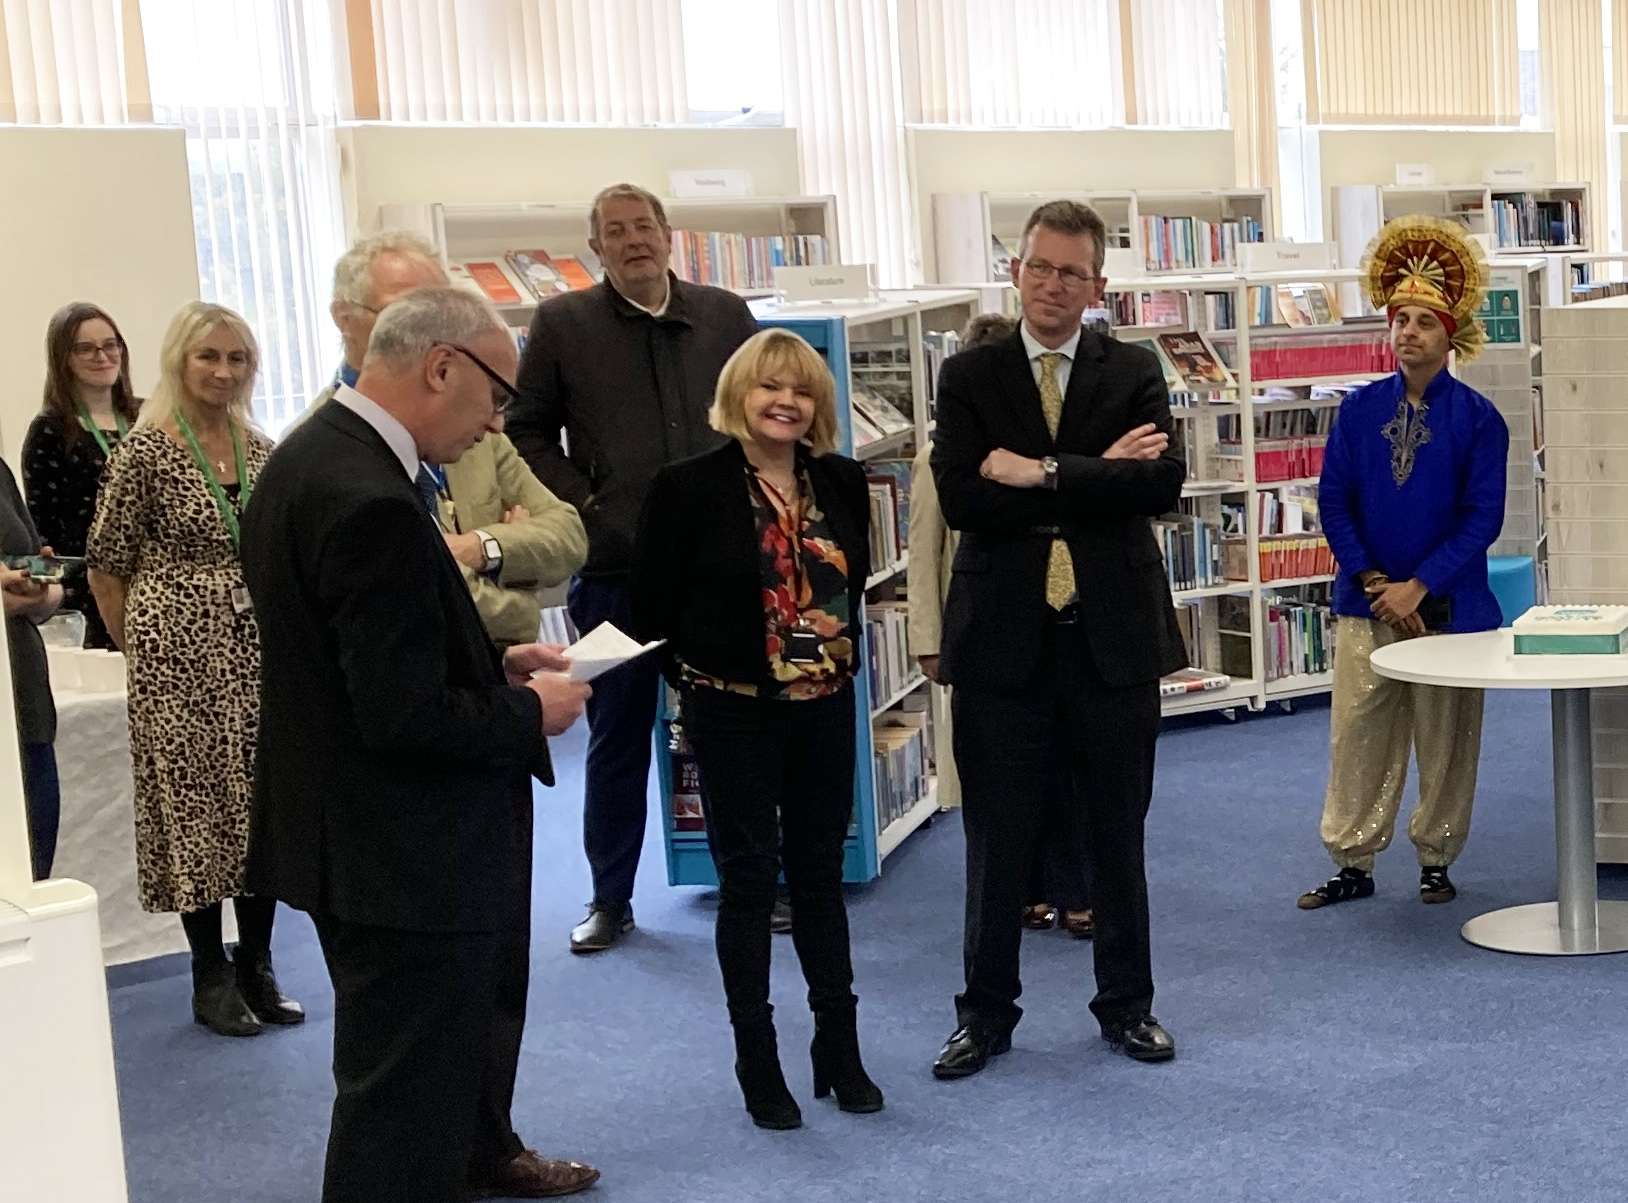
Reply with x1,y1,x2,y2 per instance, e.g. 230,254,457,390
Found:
87,301,301,1038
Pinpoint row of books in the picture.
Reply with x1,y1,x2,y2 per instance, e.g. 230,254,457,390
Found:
1256,484,1322,537
850,383,913,449
1215,438,1328,483
1264,597,1335,680
866,461,912,573
922,330,960,418
1153,513,1226,592
1491,196,1583,249
1213,332,1395,382
1160,667,1232,697
864,601,917,709
450,253,598,306
1140,214,1264,273
873,709,932,831
1220,534,1334,583
1198,287,1275,330
669,231,831,291
1124,331,1236,394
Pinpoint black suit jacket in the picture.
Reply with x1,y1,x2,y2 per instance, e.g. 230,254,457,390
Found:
241,403,548,933
931,329,1188,694
629,440,871,688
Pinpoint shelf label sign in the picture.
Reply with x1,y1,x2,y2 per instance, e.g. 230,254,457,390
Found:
1237,242,1335,273
1483,162,1536,186
668,169,753,198
1102,246,1137,279
1394,163,1436,186
774,264,872,302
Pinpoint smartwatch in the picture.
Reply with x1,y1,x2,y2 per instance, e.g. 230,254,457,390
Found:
1040,456,1060,490
475,529,503,576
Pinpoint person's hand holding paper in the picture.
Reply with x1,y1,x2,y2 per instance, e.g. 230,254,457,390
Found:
556,622,665,683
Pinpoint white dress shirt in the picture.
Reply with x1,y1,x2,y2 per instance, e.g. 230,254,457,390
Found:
1020,321,1083,397
333,383,419,482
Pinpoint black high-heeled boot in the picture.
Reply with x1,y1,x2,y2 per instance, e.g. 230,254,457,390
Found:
234,949,305,1025
732,1017,802,1130
811,1008,883,1113
191,958,261,1038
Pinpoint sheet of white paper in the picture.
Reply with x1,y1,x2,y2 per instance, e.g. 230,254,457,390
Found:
554,622,665,683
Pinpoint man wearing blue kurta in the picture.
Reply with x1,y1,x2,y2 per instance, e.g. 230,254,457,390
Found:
1299,216,1510,911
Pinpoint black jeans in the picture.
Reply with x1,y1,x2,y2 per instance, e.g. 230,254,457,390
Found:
22,741,60,880
683,684,858,1025
953,618,1159,1034
567,576,660,907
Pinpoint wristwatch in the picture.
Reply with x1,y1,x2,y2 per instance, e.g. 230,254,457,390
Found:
475,529,503,577
1040,456,1060,490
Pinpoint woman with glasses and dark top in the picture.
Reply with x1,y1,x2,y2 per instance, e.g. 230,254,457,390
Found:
631,327,883,1131
86,301,299,1039
22,303,142,650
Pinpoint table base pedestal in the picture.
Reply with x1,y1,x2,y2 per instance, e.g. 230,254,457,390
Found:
1461,901,1628,955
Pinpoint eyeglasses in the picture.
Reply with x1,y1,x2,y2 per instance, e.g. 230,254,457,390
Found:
1020,259,1099,289
71,339,123,361
438,343,520,416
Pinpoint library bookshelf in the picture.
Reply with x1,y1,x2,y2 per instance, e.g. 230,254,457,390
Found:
657,288,980,887
375,196,840,314
931,189,1271,286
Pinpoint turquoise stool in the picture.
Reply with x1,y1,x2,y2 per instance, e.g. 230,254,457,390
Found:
1487,555,1536,628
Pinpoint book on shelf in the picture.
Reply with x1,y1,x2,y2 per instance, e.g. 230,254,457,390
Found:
1491,194,1582,249
1223,535,1334,582
864,601,915,706
1213,330,1395,381
1263,593,1335,679
1275,283,1341,327
1140,213,1263,272
922,330,961,420
1153,511,1225,591
851,385,912,437
865,461,912,557
671,230,830,291
1215,409,1331,482
1256,482,1322,536
1160,667,1231,697
867,477,903,571
1123,336,1185,394
989,234,1019,278
1157,332,1235,391
873,709,931,832
449,259,529,306
849,407,883,449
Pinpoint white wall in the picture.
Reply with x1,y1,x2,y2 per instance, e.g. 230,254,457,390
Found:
907,127,1238,280
338,123,806,238
0,128,198,465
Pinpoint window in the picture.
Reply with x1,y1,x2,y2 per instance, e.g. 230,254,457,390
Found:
142,0,345,434
681,0,783,124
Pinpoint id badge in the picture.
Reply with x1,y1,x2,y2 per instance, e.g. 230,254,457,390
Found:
230,584,253,616
784,620,823,665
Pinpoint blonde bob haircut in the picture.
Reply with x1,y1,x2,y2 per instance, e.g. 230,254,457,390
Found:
709,328,840,455
137,301,261,433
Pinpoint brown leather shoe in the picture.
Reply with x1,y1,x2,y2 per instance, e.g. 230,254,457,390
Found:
1022,903,1057,930
1059,908,1094,939
469,1149,600,1199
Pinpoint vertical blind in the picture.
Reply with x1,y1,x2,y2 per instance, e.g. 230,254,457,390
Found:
1541,0,1608,253
370,0,688,123
1304,0,1522,126
0,0,129,123
1613,0,1628,123
141,0,346,434
781,0,914,287
1128,0,1226,127
1222,0,1280,226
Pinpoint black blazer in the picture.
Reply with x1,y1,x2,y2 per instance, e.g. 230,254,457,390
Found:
240,403,547,934
630,440,871,688
931,329,1188,694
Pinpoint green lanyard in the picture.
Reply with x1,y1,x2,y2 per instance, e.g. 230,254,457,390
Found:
175,412,250,551
77,405,128,458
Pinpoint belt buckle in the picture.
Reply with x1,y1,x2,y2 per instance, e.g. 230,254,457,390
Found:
1053,602,1081,625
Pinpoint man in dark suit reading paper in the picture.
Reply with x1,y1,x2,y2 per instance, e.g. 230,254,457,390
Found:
930,200,1188,1081
242,286,599,1202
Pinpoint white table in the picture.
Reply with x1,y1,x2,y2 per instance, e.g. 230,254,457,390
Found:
1370,629,1628,956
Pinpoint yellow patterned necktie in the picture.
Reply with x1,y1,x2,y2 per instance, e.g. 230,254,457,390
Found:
1038,352,1075,610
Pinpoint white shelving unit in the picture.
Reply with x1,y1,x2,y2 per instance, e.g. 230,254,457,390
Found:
931,188,1271,285
376,195,840,319
1538,295,1628,861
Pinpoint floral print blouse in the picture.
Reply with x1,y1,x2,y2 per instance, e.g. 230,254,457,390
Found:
683,464,855,700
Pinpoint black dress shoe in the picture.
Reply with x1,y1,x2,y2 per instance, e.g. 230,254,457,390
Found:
233,950,305,1025
1101,1015,1175,1062
931,1024,1011,1080
569,903,634,953
770,900,793,934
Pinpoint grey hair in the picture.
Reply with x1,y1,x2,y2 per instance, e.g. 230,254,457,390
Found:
332,230,442,308
589,183,668,240
364,286,508,371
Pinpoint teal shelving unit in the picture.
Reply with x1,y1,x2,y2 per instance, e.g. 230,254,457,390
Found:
658,289,980,886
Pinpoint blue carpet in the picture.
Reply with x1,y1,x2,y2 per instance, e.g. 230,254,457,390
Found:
108,690,1628,1203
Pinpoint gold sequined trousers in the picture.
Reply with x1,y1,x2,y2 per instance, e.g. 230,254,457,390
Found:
1319,617,1485,872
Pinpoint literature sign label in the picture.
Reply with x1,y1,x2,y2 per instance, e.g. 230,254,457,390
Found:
774,264,872,302
1236,242,1335,274
1483,162,1535,186
668,169,753,198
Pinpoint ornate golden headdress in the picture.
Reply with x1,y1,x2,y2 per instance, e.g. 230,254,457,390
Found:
1361,215,1489,363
